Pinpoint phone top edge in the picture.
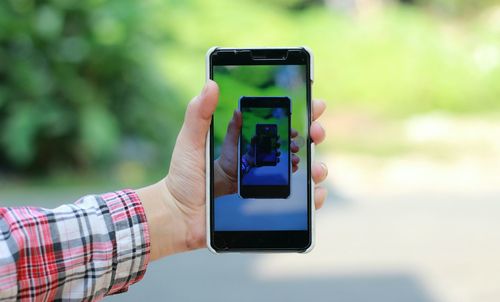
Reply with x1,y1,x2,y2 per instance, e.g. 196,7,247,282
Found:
210,46,307,50
209,46,312,82
206,46,219,59
302,46,314,83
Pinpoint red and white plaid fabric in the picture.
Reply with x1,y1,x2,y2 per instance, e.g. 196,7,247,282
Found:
0,189,150,301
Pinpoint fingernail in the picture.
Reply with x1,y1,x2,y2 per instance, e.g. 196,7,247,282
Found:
201,81,210,97
321,162,328,177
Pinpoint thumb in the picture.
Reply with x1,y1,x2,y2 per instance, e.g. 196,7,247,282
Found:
178,80,219,147
222,110,241,152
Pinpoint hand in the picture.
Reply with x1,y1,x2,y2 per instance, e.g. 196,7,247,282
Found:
137,80,328,260
214,114,303,197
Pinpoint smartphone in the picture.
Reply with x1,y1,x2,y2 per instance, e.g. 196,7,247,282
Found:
238,96,291,199
206,47,314,253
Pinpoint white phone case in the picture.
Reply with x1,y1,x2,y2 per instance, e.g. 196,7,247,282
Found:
205,47,315,254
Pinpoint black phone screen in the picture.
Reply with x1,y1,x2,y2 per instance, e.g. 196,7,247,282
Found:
209,48,312,251
239,97,291,199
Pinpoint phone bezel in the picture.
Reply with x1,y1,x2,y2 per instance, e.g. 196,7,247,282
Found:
207,47,313,253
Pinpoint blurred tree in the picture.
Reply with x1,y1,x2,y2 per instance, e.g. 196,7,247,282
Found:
262,0,323,10
415,0,500,15
326,0,500,15
0,0,181,174
1,0,499,178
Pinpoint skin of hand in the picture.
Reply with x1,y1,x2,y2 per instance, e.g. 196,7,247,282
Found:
137,80,328,261
214,112,300,197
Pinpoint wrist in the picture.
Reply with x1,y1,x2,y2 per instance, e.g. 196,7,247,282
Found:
137,180,191,260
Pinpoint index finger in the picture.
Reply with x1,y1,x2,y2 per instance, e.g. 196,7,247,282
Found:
312,100,326,121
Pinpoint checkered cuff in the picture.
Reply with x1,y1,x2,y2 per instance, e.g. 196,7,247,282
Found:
0,189,151,301
99,190,151,295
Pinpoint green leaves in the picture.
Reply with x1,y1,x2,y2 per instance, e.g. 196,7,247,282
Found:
35,5,63,40
2,104,41,166
80,104,119,161
0,0,180,173
1,0,498,174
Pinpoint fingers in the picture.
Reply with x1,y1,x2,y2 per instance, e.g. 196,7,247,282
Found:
312,161,328,184
290,100,326,147
310,121,325,144
292,154,300,166
314,186,327,209
312,161,328,209
180,80,219,146
290,140,299,153
223,110,242,149
312,100,326,121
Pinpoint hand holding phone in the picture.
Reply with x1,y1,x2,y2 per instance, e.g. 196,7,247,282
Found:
214,110,301,198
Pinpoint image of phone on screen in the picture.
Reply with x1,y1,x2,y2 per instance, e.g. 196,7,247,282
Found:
207,47,313,253
238,96,291,199
255,124,279,167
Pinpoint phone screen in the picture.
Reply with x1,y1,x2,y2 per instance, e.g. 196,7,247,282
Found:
210,48,311,250
239,97,290,199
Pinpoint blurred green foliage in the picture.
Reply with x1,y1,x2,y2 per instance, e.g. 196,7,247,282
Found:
415,0,500,15
158,0,500,115
1,0,500,176
0,0,181,173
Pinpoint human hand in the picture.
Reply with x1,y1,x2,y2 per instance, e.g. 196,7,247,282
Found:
137,81,328,260
214,114,302,197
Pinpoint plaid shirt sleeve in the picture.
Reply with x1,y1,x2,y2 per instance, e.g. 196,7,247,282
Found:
0,189,151,301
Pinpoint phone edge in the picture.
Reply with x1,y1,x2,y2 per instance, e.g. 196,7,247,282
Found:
302,46,315,254
206,46,219,254
205,46,315,254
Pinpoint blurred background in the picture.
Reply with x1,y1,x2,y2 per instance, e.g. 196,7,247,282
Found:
1,0,499,301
